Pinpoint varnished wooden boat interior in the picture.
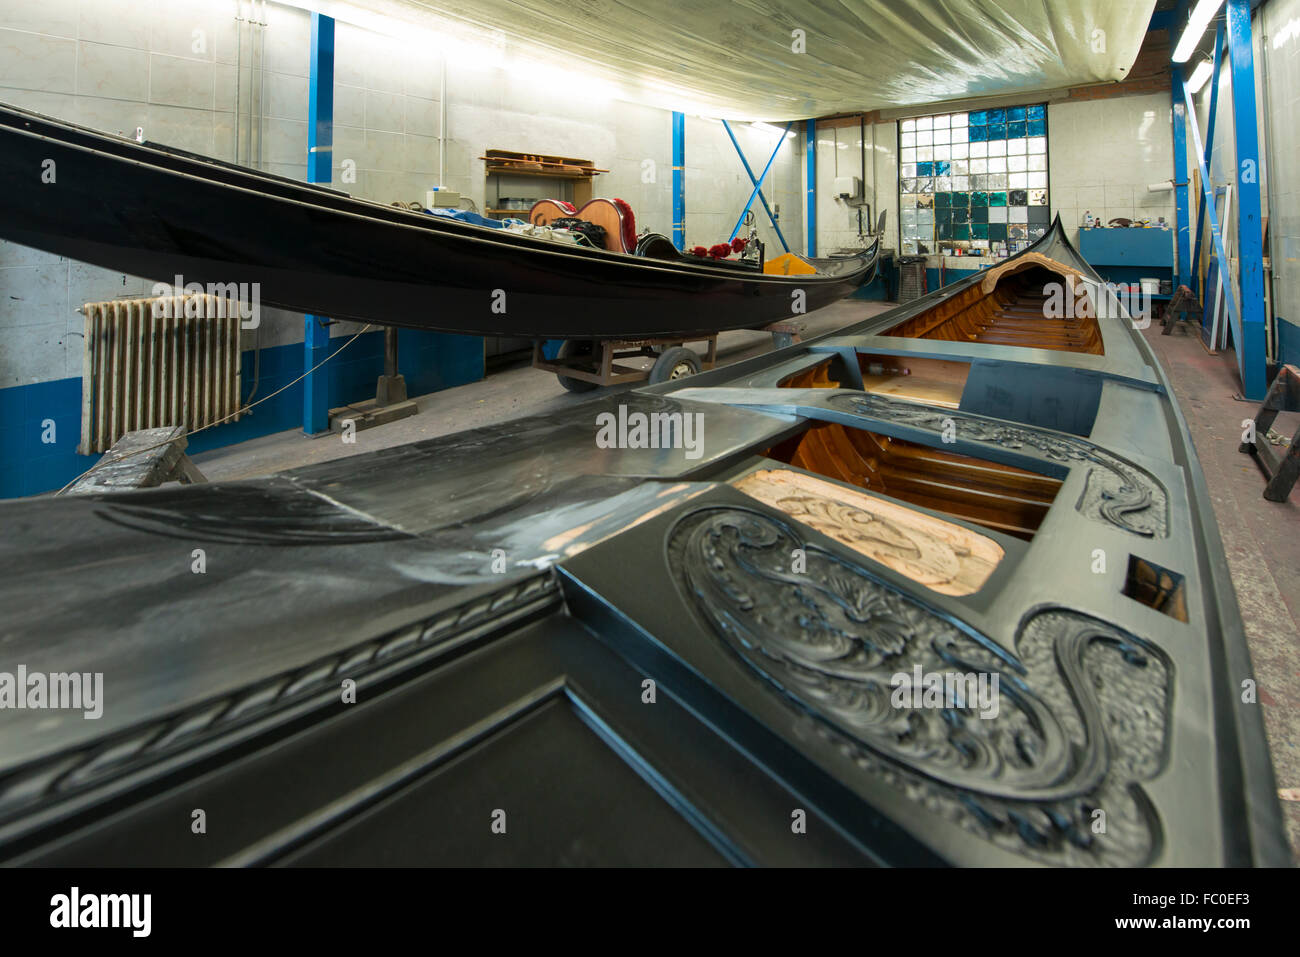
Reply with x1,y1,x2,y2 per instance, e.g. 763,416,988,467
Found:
883,253,1105,355
764,422,1061,540
780,354,971,409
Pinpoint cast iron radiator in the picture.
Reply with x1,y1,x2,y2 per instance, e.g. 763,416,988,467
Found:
79,295,243,455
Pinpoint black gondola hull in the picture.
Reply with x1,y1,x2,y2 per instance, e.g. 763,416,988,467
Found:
0,103,876,339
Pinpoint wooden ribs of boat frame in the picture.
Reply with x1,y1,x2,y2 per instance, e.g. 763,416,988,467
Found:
765,422,1061,540
884,255,1104,355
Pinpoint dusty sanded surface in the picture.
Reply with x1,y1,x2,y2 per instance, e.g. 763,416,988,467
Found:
733,467,1004,596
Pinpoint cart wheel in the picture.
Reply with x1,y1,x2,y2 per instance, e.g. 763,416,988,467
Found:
649,346,701,384
556,339,599,393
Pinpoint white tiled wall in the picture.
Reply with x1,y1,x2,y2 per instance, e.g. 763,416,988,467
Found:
812,94,1178,271
0,0,803,389
1182,1,1298,354
1048,94,1175,245
813,119,897,256
1262,0,1300,347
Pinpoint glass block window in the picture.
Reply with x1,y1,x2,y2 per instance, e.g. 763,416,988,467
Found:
899,104,1050,257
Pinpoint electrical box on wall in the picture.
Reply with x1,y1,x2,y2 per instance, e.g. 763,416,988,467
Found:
834,176,861,201
425,189,461,209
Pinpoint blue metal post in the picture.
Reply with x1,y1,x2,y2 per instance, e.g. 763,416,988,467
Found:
728,122,792,241
1191,19,1224,297
1226,0,1267,400
307,12,334,184
1171,2,1191,290
304,316,331,434
671,111,685,249
304,12,335,434
720,120,790,253
806,119,816,257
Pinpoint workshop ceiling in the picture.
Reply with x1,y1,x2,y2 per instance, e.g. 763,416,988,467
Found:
306,0,1158,119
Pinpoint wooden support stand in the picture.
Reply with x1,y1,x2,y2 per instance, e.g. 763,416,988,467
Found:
1239,363,1300,501
1162,284,1202,336
533,335,719,390
326,326,418,437
63,425,206,495
534,321,803,391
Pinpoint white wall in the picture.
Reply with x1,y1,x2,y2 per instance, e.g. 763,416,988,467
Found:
0,0,247,388
0,0,802,390
1182,0,1297,358
811,93,1177,272
1261,0,1300,349
813,119,897,256
1048,93,1175,246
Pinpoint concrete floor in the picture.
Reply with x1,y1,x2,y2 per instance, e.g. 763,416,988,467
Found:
193,301,893,481
1143,320,1300,861
194,301,1300,861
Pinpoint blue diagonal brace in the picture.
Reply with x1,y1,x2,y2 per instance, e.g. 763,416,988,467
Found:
1191,18,1224,297
721,120,790,253
1183,81,1244,374
727,122,792,246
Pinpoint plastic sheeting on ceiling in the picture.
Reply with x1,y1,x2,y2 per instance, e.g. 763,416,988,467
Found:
308,0,1158,119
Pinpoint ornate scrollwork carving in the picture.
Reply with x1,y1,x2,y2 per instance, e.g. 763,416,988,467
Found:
668,506,1169,865
825,392,1167,538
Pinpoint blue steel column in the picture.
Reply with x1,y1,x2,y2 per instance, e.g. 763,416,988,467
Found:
1171,3,1190,290
806,119,816,257
672,111,685,250
307,12,334,184
1226,0,1267,399
304,12,335,434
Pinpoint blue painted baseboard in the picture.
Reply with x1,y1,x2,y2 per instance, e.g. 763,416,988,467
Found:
0,330,483,499
850,276,890,301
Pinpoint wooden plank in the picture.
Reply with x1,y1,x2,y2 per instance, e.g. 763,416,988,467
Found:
64,426,192,495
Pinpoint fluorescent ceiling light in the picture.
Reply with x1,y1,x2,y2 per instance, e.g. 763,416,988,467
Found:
1173,0,1226,63
1186,59,1214,93
751,122,795,139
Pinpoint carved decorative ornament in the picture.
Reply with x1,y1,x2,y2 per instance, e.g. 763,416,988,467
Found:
669,507,1170,865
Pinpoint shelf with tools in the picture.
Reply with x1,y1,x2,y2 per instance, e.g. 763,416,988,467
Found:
481,149,605,220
